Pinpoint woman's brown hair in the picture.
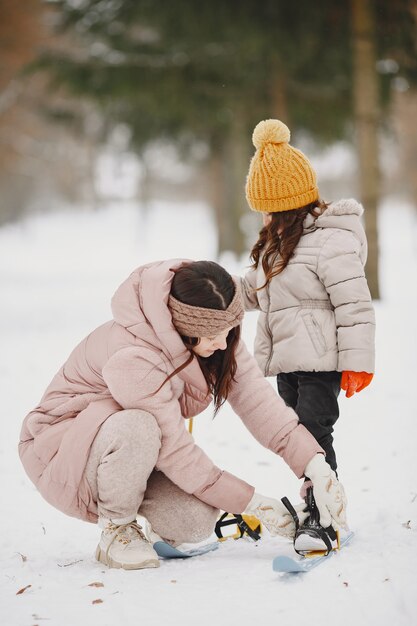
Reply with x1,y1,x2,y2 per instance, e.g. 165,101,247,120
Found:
250,200,328,289
168,260,241,416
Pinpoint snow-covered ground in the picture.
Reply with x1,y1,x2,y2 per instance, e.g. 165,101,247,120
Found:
1,197,416,626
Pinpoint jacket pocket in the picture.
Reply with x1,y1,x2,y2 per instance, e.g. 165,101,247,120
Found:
301,312,328,357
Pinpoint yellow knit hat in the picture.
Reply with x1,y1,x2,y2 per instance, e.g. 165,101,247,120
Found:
245,119,319,213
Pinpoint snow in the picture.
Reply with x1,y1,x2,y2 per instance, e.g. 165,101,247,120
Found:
1,196,416,626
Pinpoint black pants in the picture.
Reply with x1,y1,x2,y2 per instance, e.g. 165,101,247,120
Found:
277,371,342,473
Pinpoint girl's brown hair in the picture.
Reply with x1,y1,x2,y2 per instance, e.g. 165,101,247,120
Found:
167,261,241,416
250,200,328,289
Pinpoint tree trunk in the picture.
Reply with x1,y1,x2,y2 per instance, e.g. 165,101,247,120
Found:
269,53,289,123
226,110,250,257
351,0,380,299
208,144,229,256
392,88,417,208
208,121,249,258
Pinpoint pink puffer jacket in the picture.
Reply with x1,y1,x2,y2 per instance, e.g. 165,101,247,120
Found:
19,259,323,523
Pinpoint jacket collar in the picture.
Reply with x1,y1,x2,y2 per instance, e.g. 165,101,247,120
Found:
302,212,317,234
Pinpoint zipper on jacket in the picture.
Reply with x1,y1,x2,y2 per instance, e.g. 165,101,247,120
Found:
310,315,327,353
264,282,274,376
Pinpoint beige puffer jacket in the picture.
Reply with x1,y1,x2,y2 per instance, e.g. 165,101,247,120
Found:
241,199,375,376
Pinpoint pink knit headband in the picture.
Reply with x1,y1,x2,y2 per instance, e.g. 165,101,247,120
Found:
168,282,244,338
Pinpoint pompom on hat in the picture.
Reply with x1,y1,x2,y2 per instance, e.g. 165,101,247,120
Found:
245,119,319,213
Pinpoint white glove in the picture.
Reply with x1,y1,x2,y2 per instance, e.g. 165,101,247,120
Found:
304,454,347,529
246,492,308,538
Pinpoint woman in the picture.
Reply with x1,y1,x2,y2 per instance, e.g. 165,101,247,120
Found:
19,259,347,570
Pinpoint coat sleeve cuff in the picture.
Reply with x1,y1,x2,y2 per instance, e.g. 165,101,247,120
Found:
338,350,375,373
269,423,325,478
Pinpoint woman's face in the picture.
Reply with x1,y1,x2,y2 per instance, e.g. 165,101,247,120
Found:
192,327,233,358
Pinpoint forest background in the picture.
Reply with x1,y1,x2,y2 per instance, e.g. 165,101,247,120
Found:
1,0,416,298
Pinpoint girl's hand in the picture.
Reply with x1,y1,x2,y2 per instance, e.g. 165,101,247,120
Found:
341,371,373,398
304,454,347,529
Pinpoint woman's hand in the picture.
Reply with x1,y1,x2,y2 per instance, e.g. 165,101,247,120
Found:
304,454,347,528
245,492,307,537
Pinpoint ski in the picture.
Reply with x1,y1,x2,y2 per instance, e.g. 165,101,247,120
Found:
153,540,219,559
272,531,354,573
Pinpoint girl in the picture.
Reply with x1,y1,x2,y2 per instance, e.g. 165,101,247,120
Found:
242,119,375,550
19,259,346,570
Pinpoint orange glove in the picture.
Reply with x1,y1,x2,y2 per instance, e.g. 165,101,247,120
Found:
341,371,374,398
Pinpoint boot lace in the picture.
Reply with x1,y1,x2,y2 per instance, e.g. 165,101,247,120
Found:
105,521,149,557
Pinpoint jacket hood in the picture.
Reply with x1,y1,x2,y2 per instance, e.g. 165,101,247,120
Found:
111,259,208,390
316,197,363,221
304,198,367,261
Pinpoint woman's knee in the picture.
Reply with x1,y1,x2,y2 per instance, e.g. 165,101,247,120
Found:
102,409,161,446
